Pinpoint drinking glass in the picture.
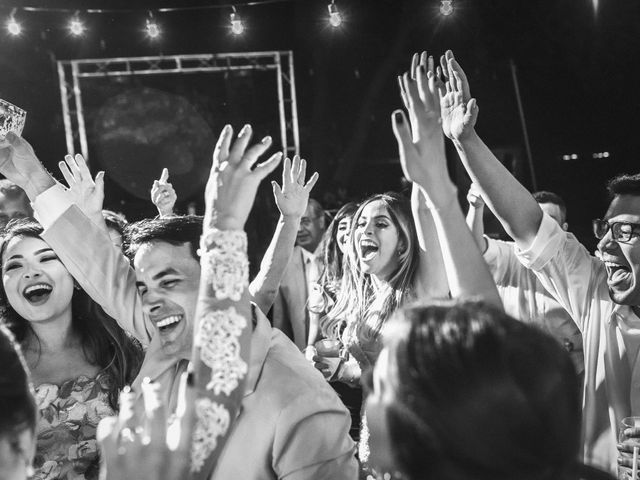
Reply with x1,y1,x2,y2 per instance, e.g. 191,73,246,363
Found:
314,338,343,379
618,417,640,480
0,98,26,140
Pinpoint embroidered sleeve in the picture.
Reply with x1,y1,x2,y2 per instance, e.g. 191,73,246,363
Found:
194,307,249,395
199,229,249,301
190,398,231,473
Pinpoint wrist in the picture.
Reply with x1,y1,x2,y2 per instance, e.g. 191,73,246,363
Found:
453,129,480,150
24,169,56,200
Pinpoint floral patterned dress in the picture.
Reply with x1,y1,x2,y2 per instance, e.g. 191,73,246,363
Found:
33,373,115,480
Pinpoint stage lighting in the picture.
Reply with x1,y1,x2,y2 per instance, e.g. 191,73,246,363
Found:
6,15,21,36
440,0,454,16
230,11,244,35
146,18,160,38
68,15,85,36
328,2,342,27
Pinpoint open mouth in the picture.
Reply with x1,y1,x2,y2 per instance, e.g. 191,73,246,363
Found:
360,240,379,261
156,314,182,333
605,261,631,286
23,283,53,304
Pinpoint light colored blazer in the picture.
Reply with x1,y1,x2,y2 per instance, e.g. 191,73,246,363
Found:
37,191,357,479
272,246,317,349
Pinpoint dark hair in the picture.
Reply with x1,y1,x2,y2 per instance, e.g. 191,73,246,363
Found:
102,210,128,237
532,191,567,221
0,324,37,438
0,219,143,410
320,201,359,288
607,173,640,198
124,215,203,261
377,300,581,480
306,198,325,220
0,179,29,201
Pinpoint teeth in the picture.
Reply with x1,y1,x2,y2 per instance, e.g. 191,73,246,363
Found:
361,240,377,248
24,284,52,295
157,315,181,328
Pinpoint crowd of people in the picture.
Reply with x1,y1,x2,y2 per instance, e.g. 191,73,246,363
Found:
0,49,637,480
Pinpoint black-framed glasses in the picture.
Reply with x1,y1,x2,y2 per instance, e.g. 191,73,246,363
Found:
592,219,640,242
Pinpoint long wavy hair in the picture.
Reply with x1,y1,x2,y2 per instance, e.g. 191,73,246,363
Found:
372,300,583,480
321,192,420,343
0,219,143,410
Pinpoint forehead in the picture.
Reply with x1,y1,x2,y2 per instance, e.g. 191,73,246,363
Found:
133,241,199,276
359,200,391,218
3,235,48,259
605,194,640,222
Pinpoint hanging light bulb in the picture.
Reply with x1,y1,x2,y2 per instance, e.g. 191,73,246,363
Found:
230,8,244,35
68,13,86,36
328,1,342,27
6,10,21,36
146,13,160,39
440,0,454,16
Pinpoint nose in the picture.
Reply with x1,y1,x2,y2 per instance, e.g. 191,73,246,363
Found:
141,289,164,315
597,229,618,255
23,265,42,279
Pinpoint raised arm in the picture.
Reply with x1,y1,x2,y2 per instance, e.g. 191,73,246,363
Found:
465,183,488,252
190,124,282,476
151,168,178,217
392,52,501,306
248,155,318,314
441,51,543,250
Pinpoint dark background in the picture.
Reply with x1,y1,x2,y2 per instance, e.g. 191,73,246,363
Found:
1,0,639,257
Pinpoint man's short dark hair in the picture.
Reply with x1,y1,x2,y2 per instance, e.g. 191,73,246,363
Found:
124,215,203,261
532,191,567,220
102,210,128,237
607,173,640,198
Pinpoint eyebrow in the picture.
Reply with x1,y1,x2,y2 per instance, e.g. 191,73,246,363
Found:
135,267,181,288
6,247,54,262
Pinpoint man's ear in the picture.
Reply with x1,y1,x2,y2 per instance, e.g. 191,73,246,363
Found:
319,214,326,230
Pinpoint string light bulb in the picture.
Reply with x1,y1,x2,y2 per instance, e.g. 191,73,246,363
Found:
6,10,21,36
68,13,86,36
440,0,454,16
146,13,160,39
230,8,244,35
328,1,342,27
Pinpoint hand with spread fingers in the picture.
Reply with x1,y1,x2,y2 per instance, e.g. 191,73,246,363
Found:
151,168,178,217
98,377,195,480
392,51,454,208
205,124,282,231
58,153,106,224
271,155,319,219
439,50,478,142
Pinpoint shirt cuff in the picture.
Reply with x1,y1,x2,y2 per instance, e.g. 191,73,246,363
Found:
32,183,74,229
514,213,566,271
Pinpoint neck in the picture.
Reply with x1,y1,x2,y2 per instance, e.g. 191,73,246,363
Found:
371,274,392,292
26,309,76,353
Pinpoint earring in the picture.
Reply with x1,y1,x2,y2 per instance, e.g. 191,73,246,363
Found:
73,281,81,291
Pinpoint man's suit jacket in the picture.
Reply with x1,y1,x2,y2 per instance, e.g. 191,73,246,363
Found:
272,246,322,349
36,188,358,480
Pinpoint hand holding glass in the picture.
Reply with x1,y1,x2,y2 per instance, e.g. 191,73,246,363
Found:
0,99,26,140
618,416,640,480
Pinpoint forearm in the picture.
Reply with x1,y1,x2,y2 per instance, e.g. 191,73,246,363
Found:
465,203,488,253
411,184,449,299
248,214,301,313
430,194,502,308
455,131,542,250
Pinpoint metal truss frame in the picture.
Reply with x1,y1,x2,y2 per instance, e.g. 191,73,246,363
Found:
57,51,299,163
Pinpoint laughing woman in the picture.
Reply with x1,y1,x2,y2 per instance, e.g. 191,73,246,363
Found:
0,219,142,480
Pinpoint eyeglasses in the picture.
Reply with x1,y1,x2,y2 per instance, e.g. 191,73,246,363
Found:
592,219,640,243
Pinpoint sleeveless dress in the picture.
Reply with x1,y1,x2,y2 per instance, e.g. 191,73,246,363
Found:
32,373,115,480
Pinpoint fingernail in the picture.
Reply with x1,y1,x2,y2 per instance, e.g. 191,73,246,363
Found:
261,135,272,144
239,124,251,137
394,112,403,123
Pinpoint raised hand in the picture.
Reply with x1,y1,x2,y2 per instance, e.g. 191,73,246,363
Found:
466,182,485,209
151,168,178,217
205,124,282,231
58,154,105,221
271,155,319,219
98,376,195,480
392,52,453,206
0,132,54,199
439,51,478,142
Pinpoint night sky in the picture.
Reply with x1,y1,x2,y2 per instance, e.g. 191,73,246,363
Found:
1,0,639,253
